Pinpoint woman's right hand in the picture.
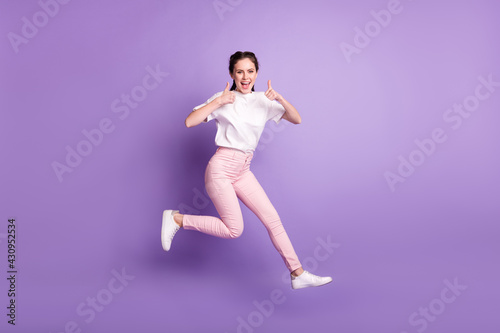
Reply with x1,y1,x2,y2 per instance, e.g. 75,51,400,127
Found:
218,82,235,106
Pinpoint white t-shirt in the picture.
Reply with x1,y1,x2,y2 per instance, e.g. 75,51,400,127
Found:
192,91,286,153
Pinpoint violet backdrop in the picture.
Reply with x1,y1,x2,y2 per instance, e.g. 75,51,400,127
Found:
1,0,499,332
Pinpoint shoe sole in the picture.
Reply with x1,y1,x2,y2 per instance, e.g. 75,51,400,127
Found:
161,209,178,251
292,277,333,290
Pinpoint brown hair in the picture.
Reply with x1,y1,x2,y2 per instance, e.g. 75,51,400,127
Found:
229,51,259,91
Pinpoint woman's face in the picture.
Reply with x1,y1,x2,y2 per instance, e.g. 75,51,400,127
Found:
230,58,258,94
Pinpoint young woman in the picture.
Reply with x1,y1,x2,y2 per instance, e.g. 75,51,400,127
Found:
162,51,332,289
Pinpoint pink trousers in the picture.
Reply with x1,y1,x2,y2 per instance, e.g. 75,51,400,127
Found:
182,146,302,272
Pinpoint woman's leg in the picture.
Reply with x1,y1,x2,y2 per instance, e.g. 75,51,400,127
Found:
180,152,244,239
233,170,302,273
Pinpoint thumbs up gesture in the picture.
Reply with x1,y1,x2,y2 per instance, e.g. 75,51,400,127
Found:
265,80,282,102
218,82,235,106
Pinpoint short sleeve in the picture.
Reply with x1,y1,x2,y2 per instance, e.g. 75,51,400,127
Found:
267,99,286,124
192,92,222,123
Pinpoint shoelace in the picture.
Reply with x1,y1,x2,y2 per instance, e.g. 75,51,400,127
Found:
303,271,328,283
305,272,321,281
166,223,180,241
166,222,180,242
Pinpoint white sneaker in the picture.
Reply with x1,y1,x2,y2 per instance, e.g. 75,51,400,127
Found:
161,210,180,251
291,271,332,289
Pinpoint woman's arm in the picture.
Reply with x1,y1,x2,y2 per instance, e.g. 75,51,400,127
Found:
185,82,235,128
264,80,301,125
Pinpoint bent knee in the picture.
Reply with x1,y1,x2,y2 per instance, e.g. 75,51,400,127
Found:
228,227,244,239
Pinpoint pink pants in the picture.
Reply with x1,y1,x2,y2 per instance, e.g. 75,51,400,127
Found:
182,146,302,272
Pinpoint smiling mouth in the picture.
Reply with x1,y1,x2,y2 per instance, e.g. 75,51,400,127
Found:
241,81,251,89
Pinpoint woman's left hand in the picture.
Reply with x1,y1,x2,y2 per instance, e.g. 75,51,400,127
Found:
265,80,282,102
264,79,302,124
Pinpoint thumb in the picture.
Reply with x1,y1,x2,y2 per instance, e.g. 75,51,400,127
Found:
224,82,230,92
267,80,272,90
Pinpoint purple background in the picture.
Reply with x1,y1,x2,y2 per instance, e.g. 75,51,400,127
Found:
1,0,499,332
